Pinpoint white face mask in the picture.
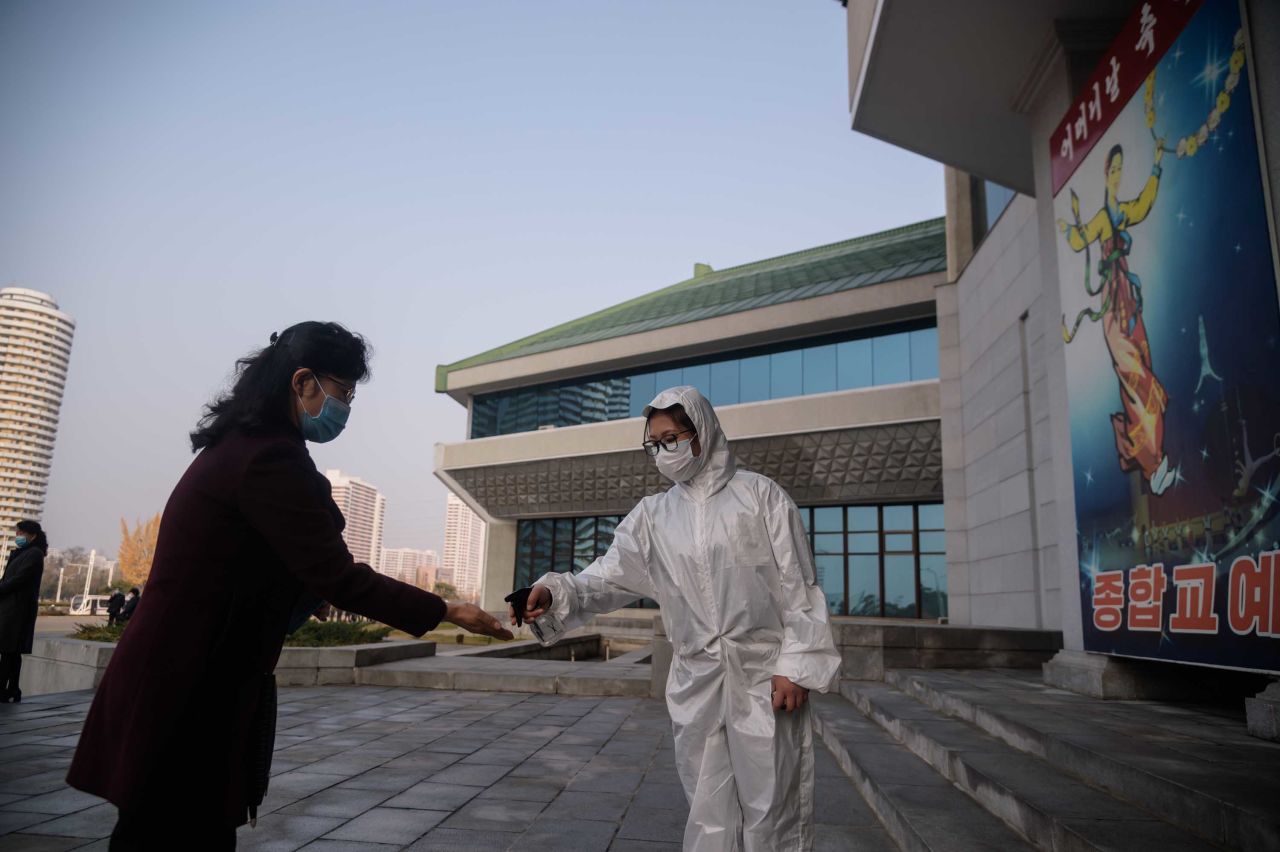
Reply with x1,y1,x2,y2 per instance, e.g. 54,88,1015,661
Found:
654,438,701,482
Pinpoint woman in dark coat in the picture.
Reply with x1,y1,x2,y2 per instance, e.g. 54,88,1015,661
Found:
67,322,511,851
0,519,47,703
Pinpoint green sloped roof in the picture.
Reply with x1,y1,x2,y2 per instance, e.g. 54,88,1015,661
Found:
436,217,945,392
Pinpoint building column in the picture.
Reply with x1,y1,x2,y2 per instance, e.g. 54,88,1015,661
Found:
480,519,517,613
935,277,969,625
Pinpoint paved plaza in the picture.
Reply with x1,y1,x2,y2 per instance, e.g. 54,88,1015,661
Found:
0,686,894,851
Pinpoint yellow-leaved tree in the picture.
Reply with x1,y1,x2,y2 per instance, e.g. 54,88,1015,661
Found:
118,514,162,586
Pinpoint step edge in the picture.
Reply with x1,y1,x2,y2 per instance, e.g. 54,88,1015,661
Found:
883,672,1271,848
844,680,1227,852
811,702,934,852
811,697,1033,852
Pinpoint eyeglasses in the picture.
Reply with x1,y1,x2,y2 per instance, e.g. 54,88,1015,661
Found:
315,373,357,404
643,429,696,457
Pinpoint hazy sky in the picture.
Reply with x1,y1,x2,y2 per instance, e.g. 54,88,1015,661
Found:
1,0,942,558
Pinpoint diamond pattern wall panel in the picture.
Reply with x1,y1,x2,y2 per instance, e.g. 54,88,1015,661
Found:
449,420,942,519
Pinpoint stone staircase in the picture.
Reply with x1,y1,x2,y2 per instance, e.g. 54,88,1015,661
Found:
812,669,1280,851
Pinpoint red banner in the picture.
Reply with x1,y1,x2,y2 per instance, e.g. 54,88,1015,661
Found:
1050,0,1204,195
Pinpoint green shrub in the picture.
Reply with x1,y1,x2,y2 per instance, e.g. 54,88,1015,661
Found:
71,622,127,642
284,620,392,647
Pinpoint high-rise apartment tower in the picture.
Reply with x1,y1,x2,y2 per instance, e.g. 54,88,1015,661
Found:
0,288,75,553
324,470,386,571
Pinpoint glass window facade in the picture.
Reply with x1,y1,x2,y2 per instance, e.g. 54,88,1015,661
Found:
514,515,657,608
803,502,947,618
972,179,1016,246
472,322,938,438
514,502,945,618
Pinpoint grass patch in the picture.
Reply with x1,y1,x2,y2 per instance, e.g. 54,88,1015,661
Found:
71,622,127,642
284,620,392,647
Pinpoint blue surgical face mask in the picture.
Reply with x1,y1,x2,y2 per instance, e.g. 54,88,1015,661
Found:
15,536,29,547
298,374,350,443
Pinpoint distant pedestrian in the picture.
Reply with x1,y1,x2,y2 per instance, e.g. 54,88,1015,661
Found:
120,588,140,622
106,590,126,626
68,322,511,851
0,520,49,704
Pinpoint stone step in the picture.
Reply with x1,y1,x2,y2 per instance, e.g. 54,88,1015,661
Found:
810,692,1035,852
841,680,1223,852
885,669,1280,852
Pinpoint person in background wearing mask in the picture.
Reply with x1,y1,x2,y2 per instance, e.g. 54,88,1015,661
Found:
0,520,48,704
68,322,512,851
509,386,839,851
120,588,140,622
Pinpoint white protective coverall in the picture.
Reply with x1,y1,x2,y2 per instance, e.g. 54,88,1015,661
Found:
533,386,840,851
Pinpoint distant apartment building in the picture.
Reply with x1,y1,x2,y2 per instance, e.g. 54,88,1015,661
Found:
442,492,485,600
0,288,75,554
324,470,386,571
379,547,438,590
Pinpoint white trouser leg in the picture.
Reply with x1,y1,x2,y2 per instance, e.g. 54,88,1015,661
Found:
680,722,743,852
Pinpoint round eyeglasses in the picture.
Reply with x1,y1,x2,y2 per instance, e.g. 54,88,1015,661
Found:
642,429,696,457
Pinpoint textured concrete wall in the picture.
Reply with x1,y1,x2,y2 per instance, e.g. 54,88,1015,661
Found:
941,30,1084,640
947,193,1060,629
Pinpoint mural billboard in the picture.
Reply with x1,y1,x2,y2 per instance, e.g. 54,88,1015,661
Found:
1051,0,1280,672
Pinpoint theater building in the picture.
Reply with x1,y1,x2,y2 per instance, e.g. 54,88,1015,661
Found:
437,0,1279,711
434,219,951,620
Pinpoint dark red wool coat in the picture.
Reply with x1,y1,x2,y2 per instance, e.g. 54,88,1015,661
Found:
67,427,445,825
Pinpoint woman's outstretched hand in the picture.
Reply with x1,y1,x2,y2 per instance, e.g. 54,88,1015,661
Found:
445,601,514,640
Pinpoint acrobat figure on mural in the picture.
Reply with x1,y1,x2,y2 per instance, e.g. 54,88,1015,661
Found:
1058,135,1177,496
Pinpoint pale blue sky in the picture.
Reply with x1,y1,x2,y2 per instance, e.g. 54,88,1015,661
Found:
1,0,942,557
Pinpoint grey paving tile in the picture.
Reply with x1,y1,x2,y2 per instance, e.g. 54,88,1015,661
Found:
0,771,71,797
508,758,583,783
379,752,461,774
3,787,104,816
517,816,616,852
69,840,109,852
237,814,344,852
630,781,687,811
439,799,546,833
0,836,89,852
16,803,116,839
458,747,528,767
616,806,686,844
532,744,601,762
541,791,632,823
477,777,565,804
428,763,510,788
336,768,432,793
298,842,400,852
404,827,518,851
324,807,447,846
278,787,394,819
259,771,348,815
383,781,482,812
566,768,645,795
607,841,682,852
0,811,58,836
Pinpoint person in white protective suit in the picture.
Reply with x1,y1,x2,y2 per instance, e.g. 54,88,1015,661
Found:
509,386,840,851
